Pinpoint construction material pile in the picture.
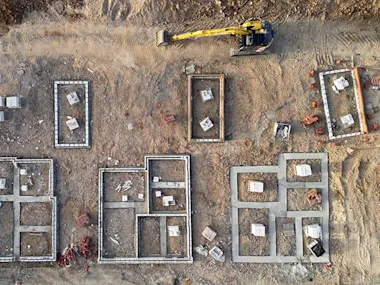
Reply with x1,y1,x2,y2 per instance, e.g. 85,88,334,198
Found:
57,237,92,267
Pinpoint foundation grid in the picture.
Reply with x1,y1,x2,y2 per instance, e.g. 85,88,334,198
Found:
98,155,192,264
230,152,329,263
0,157,57,262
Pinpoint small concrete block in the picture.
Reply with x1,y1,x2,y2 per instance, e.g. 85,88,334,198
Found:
162,195,175,206
66,91,80,105
283,223,295,237
0,97,5,107
138,193,144,200
202,226,217,242
0,178,6,189
20,169,27,175
66,118,79,131
6,96,21,108
296,164,312,177
21,185,28,192
200,87,214,102
199,117,213,132
122,195,128,201
153,176,160,182
155,191,162,197
340,114,354,126
0,111,5,122
251,223,265,237
168,226,180,237
249,181,264,193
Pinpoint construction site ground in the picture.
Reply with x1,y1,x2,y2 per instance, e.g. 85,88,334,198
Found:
0,0,379,284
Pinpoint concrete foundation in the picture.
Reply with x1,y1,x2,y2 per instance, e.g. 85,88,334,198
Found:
230,153,329,263
98,155,192,264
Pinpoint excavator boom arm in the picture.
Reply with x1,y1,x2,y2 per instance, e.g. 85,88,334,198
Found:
170,27,251,41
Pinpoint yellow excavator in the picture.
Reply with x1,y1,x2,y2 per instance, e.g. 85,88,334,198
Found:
156,19,275,56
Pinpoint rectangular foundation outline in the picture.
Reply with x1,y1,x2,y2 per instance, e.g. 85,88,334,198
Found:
188,74,225,143
319,68,368,140
98,155,192,264
0,157,57,262
54,80,91,148
230,153,329,263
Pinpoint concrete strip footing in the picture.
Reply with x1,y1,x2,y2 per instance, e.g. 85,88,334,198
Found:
54,80,91,148
230,153,329,263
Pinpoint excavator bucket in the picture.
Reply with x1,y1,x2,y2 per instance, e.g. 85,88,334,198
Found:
156,30,169,47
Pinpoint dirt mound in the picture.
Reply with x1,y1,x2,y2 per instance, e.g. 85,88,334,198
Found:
0,0,84,25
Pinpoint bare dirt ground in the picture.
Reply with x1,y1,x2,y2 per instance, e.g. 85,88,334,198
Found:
0,0,379,284
238,208,269,256
167,216,187,257
139,216,160,257
151,188,187,212
18,163,50,196
20,202,52,226
149,160,185,182
276,217,296,256
287,188,322,211
0,202,14,257
103,172,145,202
103,208,135,258
20,232,51,257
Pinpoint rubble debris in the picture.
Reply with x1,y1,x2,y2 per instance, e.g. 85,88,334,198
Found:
183,64,196,74
109,236,121,245
76,211,90,228
194,245,208,257
307,189,322,206
122,180,132,191
292,263,309,280
274,122,291,140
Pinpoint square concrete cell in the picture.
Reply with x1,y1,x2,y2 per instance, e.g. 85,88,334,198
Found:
138,216,161,257
18,163,50,196
302,217,323,257
238,208,270,256
151,188,186,213
287,188,322,211
0,162,14,195
103,208,135,258
149,160,185,182
103,172,145,202
276,217,296,256
238,173,278,202
20,232,52,257
20,202,52,226
167,216,187,257
0,202,14,257
286,159,322,182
